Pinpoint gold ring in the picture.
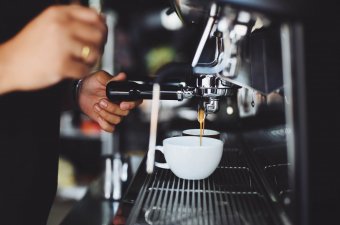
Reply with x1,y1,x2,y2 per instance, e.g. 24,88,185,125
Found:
81,46,91,60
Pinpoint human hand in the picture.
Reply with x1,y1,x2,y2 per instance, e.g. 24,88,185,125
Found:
0,4,107,94
78,70,143,132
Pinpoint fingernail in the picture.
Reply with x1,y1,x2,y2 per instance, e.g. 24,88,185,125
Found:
100,100,108,108
120,102,130,110
94,104,101,112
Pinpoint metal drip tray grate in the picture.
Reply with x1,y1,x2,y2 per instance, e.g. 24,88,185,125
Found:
126,150,282,225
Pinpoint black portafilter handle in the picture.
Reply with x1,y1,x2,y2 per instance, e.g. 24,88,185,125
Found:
106,81,184,102
106,63,193,102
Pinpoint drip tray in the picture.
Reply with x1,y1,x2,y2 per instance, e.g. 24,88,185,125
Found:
124,150,284,225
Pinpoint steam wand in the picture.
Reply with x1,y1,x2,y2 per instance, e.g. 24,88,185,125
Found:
146,83,160,174
146,63,192,174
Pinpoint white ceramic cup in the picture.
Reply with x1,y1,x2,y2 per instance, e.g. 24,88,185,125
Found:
155,136,223,180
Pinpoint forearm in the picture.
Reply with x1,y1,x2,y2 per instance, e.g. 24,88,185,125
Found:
0,44,17,95
0,73,13,95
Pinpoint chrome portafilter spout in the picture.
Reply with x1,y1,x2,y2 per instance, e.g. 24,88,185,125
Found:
194,74,239,114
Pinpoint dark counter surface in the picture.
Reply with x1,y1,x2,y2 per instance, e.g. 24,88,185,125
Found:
60,154,147,225
59,179,117,225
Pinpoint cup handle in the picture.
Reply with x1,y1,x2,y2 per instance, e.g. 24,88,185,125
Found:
154,146,170,169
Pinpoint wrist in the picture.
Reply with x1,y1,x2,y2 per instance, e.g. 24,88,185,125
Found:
73,79,83,110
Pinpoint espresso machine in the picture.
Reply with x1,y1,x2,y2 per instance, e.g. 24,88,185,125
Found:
102,0,337,225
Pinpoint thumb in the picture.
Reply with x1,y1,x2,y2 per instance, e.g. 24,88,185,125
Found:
109,72,127,82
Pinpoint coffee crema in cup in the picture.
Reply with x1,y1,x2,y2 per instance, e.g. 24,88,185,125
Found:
182,129,220,139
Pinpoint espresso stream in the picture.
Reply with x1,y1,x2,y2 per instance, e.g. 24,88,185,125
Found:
198,108,205,146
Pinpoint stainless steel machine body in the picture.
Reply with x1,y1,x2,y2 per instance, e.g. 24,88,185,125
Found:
104,0,337,225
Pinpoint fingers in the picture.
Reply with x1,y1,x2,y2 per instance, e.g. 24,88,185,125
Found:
75,42,101,67
70,21,106,49
68,13,107,46
68,19,106,66
97,116,115,133
94,100,128,132
95,99,129,117
66,5,104,24
48,5,107,73
93,98,132,132
120,100,143,110
95,105,123,125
